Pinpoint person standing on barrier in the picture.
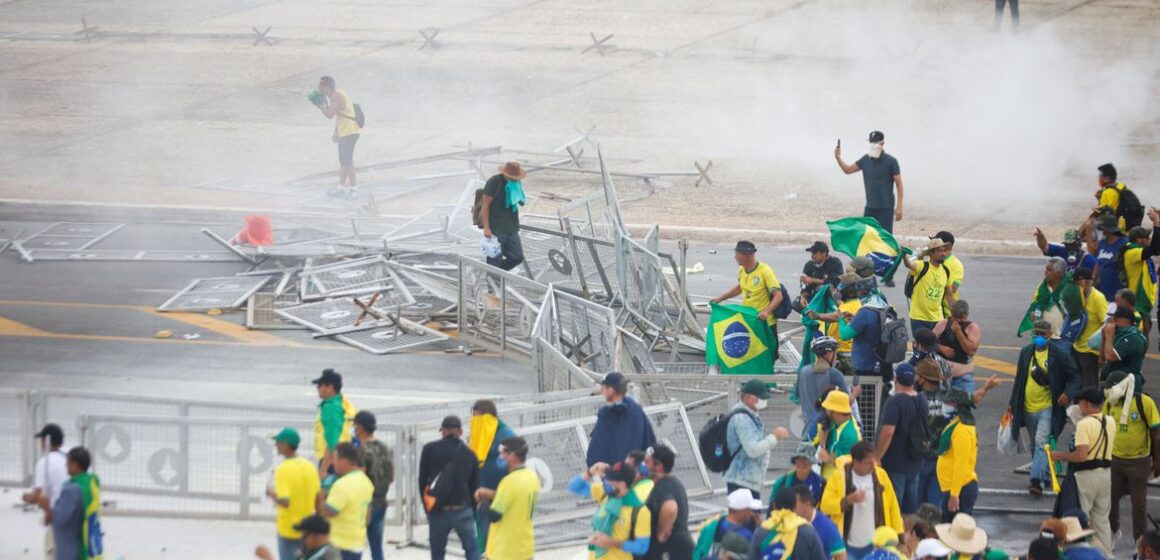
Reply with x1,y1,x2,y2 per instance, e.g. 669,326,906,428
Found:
468,399,517,550
49,447,103,560
1051,389,1117,556
322,443,374,560
480,161,527,272
710,240,783,365
475,436,540,560
23,423,68,560
724,379,791,500
269,428,322,560
314,369,358,479
353,412,393,560
643,445,695,560
419,415,481,560
587,372,657,468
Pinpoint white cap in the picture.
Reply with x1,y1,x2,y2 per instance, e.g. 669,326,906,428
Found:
750,498,765,511
726,489,752,510
915,538,952,558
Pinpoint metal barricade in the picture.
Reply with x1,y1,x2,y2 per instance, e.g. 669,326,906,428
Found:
75,413,410,524
0,389,34,486
456,256,550,361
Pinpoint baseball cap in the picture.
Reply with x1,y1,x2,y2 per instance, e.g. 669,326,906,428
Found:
34,424,64,446
806,241,829,253
726,488,753,510
1063,229,1081,244
353,410,376,432
915,538,952,558
273,427,301,448
311,368,342,387
1074,387,1105,406
740,379,771,399
719,532,751,559
734,240,757,254
894,363,916,386
1102,370,1128,390
1073,266,1093,281
440,415,462,430
1129,226,1151,241
293,514,330,535
600,371,626,388
930,231,955,246
868,130,885,143
873,526,900,548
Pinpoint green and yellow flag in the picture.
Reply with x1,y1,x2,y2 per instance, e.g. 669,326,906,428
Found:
706,302,776,374
827,217,910,283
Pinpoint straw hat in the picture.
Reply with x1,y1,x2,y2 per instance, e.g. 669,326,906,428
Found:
498,161,527,180
820,390,852,414
936,514,987,555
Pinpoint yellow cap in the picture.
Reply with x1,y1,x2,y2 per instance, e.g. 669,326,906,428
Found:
873,526,900,549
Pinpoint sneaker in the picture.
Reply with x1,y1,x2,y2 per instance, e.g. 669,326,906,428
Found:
346,187,360,200
1029,480,1043,497
884,279,896,288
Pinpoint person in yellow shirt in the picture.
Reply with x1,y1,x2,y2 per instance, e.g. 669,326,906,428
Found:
1101,371,1160,542
269,428,322,560
1122,225,1158,337
820,274,864,362
316,76,362,198
1072,267,1108,388
1051,388,1117,556
902,239,954,336
935,389,978,523
570,462,652,560
1095,163,1129,230
711,240,783,360
322,443,375,559
930,232,964,319
475,437,540,560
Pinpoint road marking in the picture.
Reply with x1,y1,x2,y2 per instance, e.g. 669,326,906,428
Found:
0,315,52,336
972,355,1016,376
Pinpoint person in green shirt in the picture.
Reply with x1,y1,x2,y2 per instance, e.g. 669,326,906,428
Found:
817,390,862,479
1101,306,1147,388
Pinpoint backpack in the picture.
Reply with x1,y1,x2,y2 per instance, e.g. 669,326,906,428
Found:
1115,184,1144,229
472,188,486,228
904,261,947,300
423,442,464,513
875,306,910,363
906,396,934,461
698,409,755,473
363,440,394,500
774,284,792,319
350,104,364,128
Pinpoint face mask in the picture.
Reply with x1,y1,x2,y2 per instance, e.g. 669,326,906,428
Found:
638,463,650,478
868,143,884,159
1033,335,1048,349
941,404,957,418
496,456,508,471
755,398,769,411
602,481,614,496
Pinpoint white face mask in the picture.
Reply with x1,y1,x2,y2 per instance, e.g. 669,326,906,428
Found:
941,404,957,418
754,398,769,411
868,143,884,159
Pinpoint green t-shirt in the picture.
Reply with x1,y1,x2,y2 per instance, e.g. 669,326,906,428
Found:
484,174,520,235
1102,326,1146,387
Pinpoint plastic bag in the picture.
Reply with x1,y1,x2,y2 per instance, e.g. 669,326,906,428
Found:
481,236,502,259
996,410,1026,456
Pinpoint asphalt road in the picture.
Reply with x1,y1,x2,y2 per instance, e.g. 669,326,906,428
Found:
2,210,1157,553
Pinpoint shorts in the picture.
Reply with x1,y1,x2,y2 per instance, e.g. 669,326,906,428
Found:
337,134,359,167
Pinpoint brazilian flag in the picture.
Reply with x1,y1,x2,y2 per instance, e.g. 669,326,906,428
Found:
827,217,911,283
799,287,838,367
706,302,775,374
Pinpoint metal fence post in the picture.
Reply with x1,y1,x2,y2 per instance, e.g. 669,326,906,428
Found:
179,403,191,494
239,424,252,518
19,390,34,485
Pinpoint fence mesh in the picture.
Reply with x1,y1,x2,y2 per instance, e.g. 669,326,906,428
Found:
0,391,30,485
456,257,549,359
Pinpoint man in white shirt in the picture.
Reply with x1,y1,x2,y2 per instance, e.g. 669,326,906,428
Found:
22,424,69,560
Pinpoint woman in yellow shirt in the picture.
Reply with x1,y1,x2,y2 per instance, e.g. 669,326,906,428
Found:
937,389,978,523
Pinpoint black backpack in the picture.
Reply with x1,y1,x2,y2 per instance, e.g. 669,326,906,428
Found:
904,261,947,300
698,409,754,473
353,103,366,128
875,306,910,363
906,396,934,460
1116,185,1144,229
472,188,485,228
774,284,792,319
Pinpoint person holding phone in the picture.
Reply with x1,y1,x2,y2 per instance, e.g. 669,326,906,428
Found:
834,131,905,234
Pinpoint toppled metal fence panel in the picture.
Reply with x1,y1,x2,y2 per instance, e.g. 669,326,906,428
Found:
157,276,271,312
534,287,618,374
24,249,244,262
519,224,616,297
300,256,414,302
246,292,304,330
334,319,450,354
532,336,601,393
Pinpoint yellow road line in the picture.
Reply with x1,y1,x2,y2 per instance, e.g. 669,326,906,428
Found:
972,355,1016,376
0,299,292,346
0,315,52,336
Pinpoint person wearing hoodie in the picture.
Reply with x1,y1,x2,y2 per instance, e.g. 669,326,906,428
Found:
587,372,656,468
750,487,825,560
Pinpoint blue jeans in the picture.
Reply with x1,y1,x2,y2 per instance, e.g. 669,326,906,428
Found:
428,507,480,560
1024,408,1053,484
950,373,975,394
341,550,362,560
848,544,874,560
486,232,524,272
911,319,939,338
941,480,979,522
276,536,300,560
367,504,387,560
890,471,922,515
918,457,942,507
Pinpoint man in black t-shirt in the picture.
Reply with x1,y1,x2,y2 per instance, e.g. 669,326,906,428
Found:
873,363,928,516
644,445,694,560
481,161,527,271
834,130,905,233
797,241,844,310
